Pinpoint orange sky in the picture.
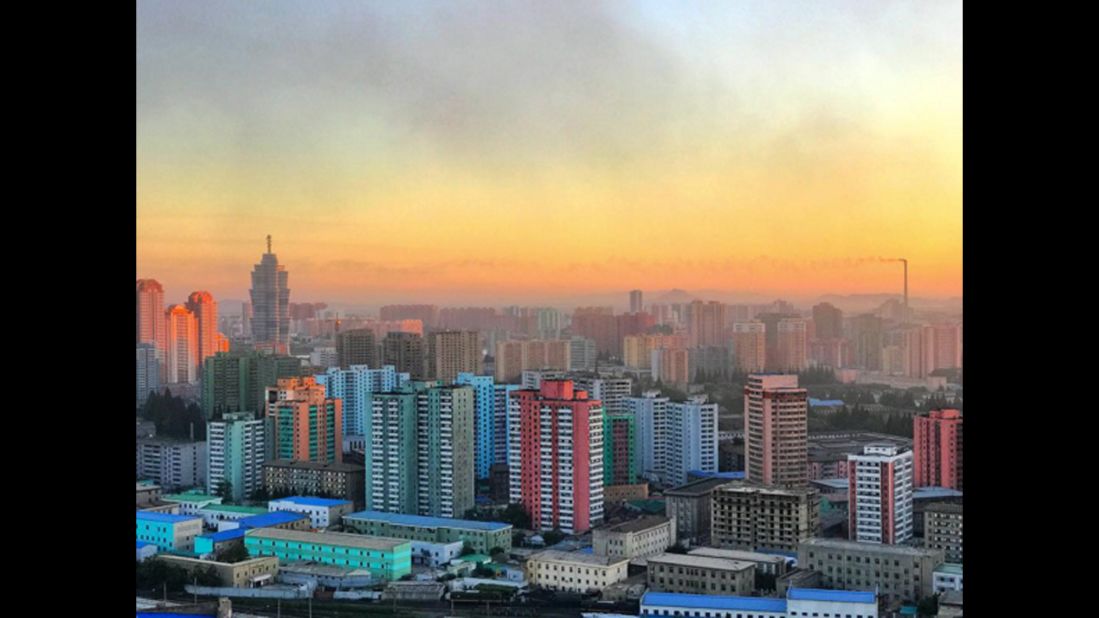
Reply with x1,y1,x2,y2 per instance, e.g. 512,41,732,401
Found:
137,1,961,306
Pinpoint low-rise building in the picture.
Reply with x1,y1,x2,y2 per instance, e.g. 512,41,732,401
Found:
663,477,732,546
924,502,963,563
195,528,247,557
646,553,754,596
268,496,354,529
410,540,464,567
136,481,162,507
244,528,412,581
219,511,311,533
263,459,366,510
798,537,944,604
196,504,268,528
161,492,222,515
136,511,204,553
640,589,879,618
343,510,512,554
155,555,279,588
711,483,820,553
933,563,963,593
526,550,629,593
136,541,158,562
136,438,207,491
686,547,788,576
604,482,650,504
592,515,676,561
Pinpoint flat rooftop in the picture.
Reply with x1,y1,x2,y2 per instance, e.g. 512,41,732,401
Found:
264,459,365,473
801,537,942,557
246,528,410,551
136,511,202,524
648,553,755,571
345,510,511,532
200,504,267,515
788,588,876,604
238,511,310,529
663,477,733,497
687,548,786,564
935,563,964,575
272,496,353,507
198,528,247,543
642,591,785,613
529,550,629,567
599,515,671,534
162,493,220,503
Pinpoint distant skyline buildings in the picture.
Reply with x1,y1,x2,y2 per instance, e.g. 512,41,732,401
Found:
250,236,290,354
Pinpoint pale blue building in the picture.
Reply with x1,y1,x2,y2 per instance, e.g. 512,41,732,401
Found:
316,365,410,438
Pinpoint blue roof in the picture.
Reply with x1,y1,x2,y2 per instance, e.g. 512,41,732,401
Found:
199,528,247,543
809,398,845,407
273,496,352,507
346,510,511,532
238,511,309,529
788,588,875,604
136,511,201,524
136,541,156,549
689,470,745,479
578,546,594,554
642,592,786,613
915,486,964,499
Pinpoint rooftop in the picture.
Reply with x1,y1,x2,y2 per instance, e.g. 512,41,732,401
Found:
926,502,964,514
198,528,247,543
345,510,511,532
264,459,365,473
136,512,202,524
687,548,786,564
935,563,964,575
641,592,786,613
237,511,310,529
529,550,629,567
200,504,268,515
664,477,734,497
801,537,942,557
137,541,156,549
787,588,876,604
162,493,221,503
246,527,409,551
687,470,745,480
272,496,353,507
648,553,755,571
598,515,671,534
915,487,964,500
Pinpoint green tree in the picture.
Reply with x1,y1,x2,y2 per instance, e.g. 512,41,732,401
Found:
541,530,565,547
195,565,221,587
216,477,234,503
216,542,251,564
916,594,939,616
460,541,476,556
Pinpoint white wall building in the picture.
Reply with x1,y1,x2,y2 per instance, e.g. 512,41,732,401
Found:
573,376,632,416
136,438,207,491
315,365,410,441
206,411,266,502
269,496,355,529
848,444,914,544
526,550,628,593
933,563,963,593
410,540,464,567
630,393,717,487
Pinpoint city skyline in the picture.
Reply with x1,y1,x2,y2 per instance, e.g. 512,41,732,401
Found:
137,1,962,305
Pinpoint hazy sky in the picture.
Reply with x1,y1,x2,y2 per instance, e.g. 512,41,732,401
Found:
137,0,962,307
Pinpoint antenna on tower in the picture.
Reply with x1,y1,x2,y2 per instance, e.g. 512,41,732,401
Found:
266,235,272,254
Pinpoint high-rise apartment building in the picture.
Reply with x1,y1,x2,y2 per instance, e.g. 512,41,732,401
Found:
508,380,604,534
202,352,304,418
630,290,643,314
630,392,717,487
265,377,342,464
756,312,798,371
687,301,727,348
775,319,808,371
493,383,520,468
923,323,963,372
335,329,378,369
137,279,168,369
382,332,425,379
811,303,844,340
494,339,571,382
924,503,963,564
315,365,409,441
250,236,290,353
165,304,199,384
207,412,267,502
572,375,632,416
136,438,207,491
569,336,597,371
913,409,963,490
603,413,637,486
137,343,162,405
744,374,808,488
651,347,691,387
731,323,766,373
368,389,419,513
848,444,914,545
711,482,820,553
571,309,619,357
426,331,482,382
185,291,219,372
416,385,475,518
849,314,884,371
623,334,687,370
455,373,497,480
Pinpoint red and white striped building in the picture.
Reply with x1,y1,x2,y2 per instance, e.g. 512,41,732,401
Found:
848,444,913,545
508,380,604,534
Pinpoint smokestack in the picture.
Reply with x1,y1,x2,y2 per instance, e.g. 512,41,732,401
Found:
901,259,908,321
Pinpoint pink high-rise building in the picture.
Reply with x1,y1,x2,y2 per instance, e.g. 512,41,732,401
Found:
744,374,808,488
732,322,767,372
507,380,603,534
186,291,219,374
913,409,963,490
923,324,963,372
136,279,167,363
165,304,198,384
848,444,914,545
688,301,727,348
776,319,809,371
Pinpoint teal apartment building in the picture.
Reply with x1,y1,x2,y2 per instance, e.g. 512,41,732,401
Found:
244,528,411,581
136,511,204,553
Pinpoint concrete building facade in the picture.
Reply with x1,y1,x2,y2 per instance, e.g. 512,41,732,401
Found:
525,550,629,593
744,374,808,488
798,537,944,604
592,515,676,561
711,482,820,553
207,411,267,502
647,553,754,596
